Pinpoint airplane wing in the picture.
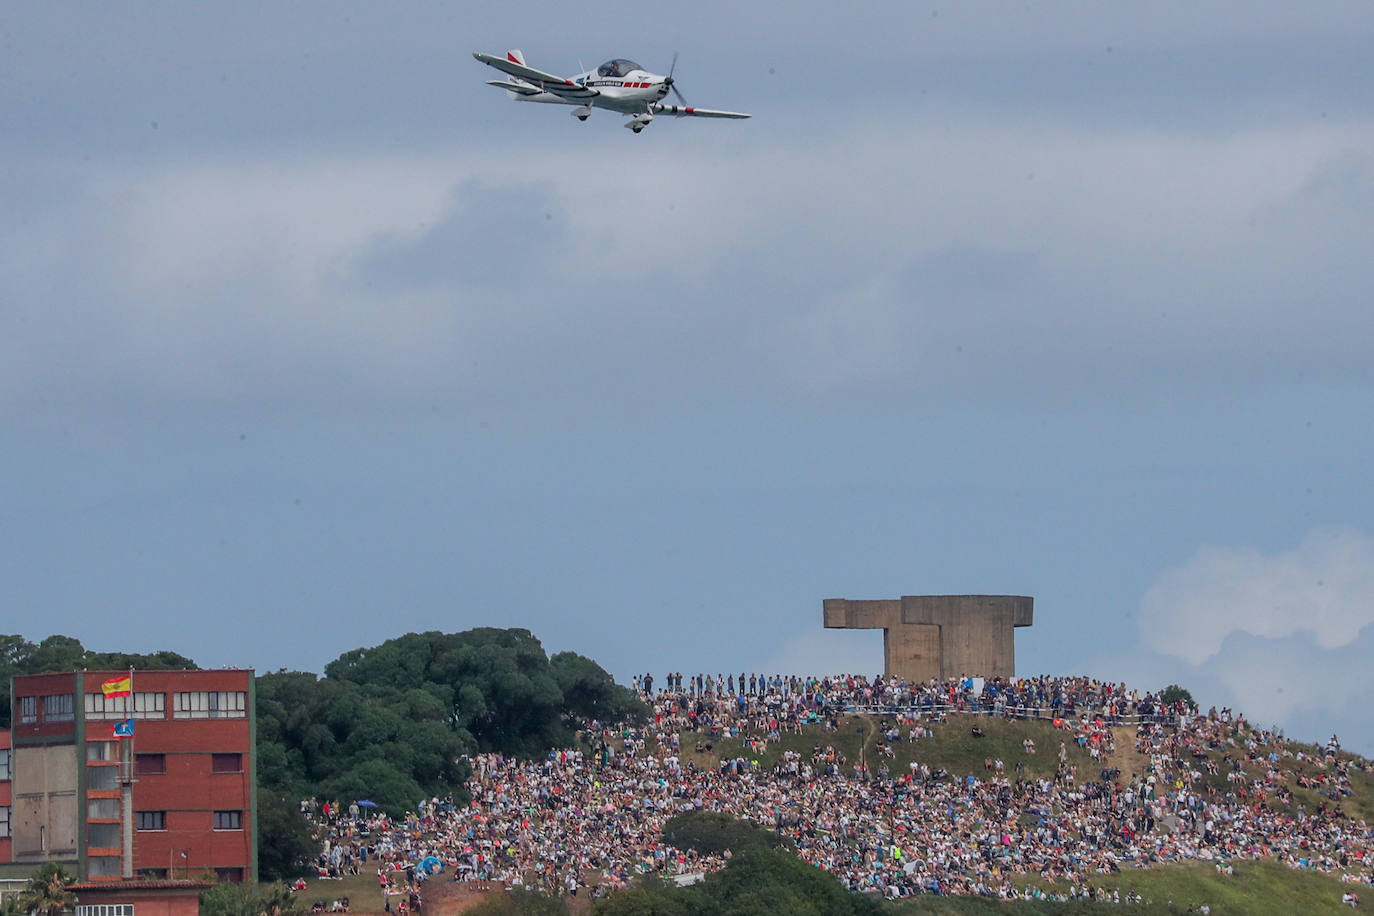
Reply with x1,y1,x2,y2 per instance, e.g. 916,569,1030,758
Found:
473,51,599,101
651,104,751,119
485,80,542,97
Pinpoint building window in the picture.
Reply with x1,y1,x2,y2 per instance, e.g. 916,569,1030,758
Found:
173,691,246,719
88,798,121,819
213,810,242,830
0,747,9,780
215,868,244,884
87,765,119,791
77,907,135,916
136,753,166,775
89,822,121,848
86,693,126,720
87,741,117,762
136,811,166,831
134,691,166,719
86,857,123,878
18,696,37,724
0,806,10,839
43,694,75,722
86,691,165,720
212,753,242,774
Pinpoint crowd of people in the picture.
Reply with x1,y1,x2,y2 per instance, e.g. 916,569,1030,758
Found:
299,673,1373,904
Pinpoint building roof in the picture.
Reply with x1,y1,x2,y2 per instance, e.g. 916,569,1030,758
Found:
70,880,215,891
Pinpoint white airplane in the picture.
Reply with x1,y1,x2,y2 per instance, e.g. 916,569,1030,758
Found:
474,50,751,133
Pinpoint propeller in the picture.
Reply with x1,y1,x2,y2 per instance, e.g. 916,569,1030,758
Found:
663,51,689,107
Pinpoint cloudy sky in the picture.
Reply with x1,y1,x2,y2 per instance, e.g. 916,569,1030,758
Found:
3,3,1373,750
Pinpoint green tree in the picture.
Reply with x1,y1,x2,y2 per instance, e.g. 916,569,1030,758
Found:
465,889,571,916
19,863,76,916
1160,684,1197,709
199,883,256,916
25,635,87,674
693,847,881,916
0,634,36,728
550,651,647,726
590,882,694,916
84,649,198,671
319,758,424,818
199,881,302,916
258,882,300,916
661,811,791,857
256,789,318,881
0,634,199,728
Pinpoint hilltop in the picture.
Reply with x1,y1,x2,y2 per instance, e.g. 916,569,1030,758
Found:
294,696,1374,916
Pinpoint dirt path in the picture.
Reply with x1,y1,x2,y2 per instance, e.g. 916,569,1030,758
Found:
1106,725,1151,783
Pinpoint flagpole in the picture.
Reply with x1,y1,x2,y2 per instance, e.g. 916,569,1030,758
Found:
121,666,135,879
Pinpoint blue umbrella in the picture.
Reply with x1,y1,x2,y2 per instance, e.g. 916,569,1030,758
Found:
419,856,442,875
357,800,379,807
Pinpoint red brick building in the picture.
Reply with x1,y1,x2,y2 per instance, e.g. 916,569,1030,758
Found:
1,728,15,904
4,670,256,884
68,879,213,916
1,728,12,864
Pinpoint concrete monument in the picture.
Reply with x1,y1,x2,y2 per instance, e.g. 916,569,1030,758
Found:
823,595,1033,681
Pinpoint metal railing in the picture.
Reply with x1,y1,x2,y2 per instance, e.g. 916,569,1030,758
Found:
836,702,1182,728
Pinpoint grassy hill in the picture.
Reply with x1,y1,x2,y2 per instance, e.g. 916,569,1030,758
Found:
879,860,1360,914
680,711,1372,914
290,711,1372,915
687,713,1106,783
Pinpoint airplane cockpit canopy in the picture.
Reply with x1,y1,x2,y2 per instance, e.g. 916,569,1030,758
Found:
596,59,642,78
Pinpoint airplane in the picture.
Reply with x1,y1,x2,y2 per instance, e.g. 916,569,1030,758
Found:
473,50,751,133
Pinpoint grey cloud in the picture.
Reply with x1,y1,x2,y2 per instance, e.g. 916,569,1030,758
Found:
351,181,565,290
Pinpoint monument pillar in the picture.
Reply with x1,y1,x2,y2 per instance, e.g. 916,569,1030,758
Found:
824,595,1033,681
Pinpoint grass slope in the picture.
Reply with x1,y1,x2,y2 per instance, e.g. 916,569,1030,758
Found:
886,860,1358,914
285,715,1372,914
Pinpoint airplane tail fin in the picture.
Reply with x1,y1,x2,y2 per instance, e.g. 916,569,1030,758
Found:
504,49,526,66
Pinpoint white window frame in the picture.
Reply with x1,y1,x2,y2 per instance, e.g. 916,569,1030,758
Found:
86,765,119,791
86,741,117,762
88,822,122,849
18,696,37,724
133,691,166,719
43,694,75,722
88,798,121,820
86,692,166,720
213,810,242,830
173,691,246,719
76,903,133,916
136,810,166,831
84,857,124,879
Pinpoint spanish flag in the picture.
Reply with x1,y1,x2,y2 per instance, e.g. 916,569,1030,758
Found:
102,675,132,698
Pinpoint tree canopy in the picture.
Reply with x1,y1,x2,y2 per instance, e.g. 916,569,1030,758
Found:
590,845,883,916
1160,684,1198,710
18,864,76,916
4,627,644,819
255,628,645,815
0,634,197,728
256,788,318,881
661,810,793,857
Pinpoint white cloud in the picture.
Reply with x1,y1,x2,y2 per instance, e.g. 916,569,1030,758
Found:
1139,528,1374,664
4,115,1374,412
1087,529,1374,752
